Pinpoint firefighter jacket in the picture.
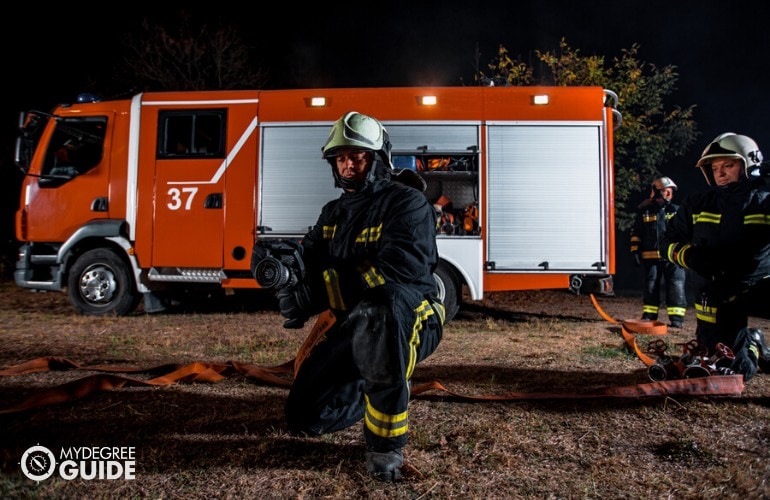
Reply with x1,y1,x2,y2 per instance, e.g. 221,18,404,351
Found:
630,198,679,262
285,170,444,450
300,175,440,315
660,179,770,288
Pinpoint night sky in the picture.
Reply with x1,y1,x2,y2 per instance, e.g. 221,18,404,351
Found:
2,0,769,249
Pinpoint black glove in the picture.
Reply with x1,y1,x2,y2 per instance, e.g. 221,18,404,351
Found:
674,244,723,278
633,253,642,267
277,283,313,329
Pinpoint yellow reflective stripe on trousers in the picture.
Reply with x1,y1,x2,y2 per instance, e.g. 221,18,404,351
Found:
432,301,446,325
405,300,435,380
323,269,346,310
364,394,408,438
695,302,717,323
667,306,686,317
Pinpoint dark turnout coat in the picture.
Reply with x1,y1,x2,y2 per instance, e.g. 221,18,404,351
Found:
286,172,445,452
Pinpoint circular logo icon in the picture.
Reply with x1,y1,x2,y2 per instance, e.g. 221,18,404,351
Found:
20,445,56,482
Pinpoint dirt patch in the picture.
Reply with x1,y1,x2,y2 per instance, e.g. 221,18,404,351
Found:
1,281,769,498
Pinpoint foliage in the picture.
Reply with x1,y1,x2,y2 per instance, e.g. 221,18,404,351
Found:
476,39,699,230
119,12,266,92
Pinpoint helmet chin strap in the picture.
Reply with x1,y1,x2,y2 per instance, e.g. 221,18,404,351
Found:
330,160,391,192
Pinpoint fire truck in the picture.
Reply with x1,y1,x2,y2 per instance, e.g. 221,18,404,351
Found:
13,86,620,320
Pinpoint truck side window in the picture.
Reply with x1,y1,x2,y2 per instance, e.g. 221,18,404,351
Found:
157,109,226,158
42,117,107,182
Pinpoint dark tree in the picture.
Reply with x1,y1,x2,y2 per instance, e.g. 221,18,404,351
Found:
119,13,267,92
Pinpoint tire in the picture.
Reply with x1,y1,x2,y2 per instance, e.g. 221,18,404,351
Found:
434,261,461,322
67,248,141,316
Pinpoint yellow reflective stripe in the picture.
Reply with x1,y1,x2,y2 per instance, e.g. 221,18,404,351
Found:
321,225,336,240
364,394,408,438
641,250,661,259
745,214,770,225
433,301,446,325
362,266,385,288
665,212,675,220
407,300,445,377
692,212,721,224
694,302,717,324
323,269,346,310
667,306,687,317
642,305,659,315
667,242,691,268
665,243,677,264
406,301,430,379
642,214,657,223
356,223,383,243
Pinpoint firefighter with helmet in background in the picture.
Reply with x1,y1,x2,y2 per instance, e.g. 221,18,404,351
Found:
630,176,687,327
661,132,770,382
266,111,445,481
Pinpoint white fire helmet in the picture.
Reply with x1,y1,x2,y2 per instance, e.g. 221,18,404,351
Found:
695,133,763,185
321,111,392,167
653,176,677,191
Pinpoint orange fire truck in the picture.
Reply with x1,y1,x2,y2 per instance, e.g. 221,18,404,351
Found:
13,86,620,320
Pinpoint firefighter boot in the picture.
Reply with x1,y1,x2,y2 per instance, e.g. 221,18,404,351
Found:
366,448,403,482
748,328,770,373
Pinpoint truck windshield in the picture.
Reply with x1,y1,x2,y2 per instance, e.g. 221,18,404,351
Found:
40,116,107,183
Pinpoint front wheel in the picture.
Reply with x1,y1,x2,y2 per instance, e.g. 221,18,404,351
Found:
67,248,140,316
434,261,461,323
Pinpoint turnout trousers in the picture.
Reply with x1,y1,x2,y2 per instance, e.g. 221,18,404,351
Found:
285,283,444,452
641,260,686,322
696,276,770,381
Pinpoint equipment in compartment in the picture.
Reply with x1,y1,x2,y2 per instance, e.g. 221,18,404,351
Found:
393,153,479,236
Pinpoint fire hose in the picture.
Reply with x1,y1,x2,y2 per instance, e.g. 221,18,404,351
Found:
588,294,738,381
0,299,744,414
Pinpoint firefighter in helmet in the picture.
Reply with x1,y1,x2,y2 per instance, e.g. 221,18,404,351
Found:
278,111,445,481
629,176,687,327
661,133,770,381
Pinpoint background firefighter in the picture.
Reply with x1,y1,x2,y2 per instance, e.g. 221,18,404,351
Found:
630,177,687,327
660,133,770,381
264,111,445,481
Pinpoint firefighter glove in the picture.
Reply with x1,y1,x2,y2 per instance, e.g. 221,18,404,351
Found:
277,283,314,329
670,243,721,278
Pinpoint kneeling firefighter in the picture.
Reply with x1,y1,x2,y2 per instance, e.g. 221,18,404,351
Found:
661,133,770,381
254,111,445,481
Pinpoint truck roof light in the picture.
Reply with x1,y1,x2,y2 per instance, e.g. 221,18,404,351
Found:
419,95,437,106
76,93,102,103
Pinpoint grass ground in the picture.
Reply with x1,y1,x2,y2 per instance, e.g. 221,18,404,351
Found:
1,281,769,498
